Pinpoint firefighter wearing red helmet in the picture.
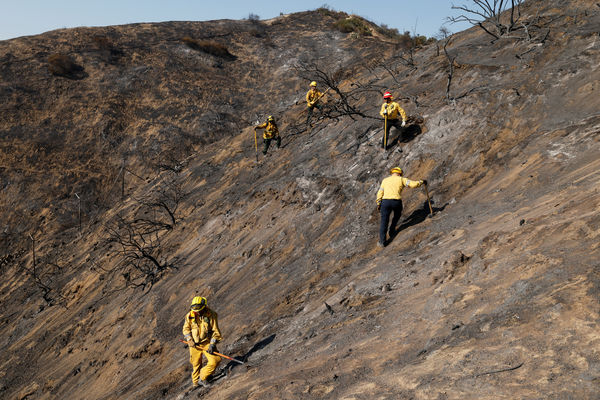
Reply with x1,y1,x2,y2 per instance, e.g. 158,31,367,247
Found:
380,92,407,150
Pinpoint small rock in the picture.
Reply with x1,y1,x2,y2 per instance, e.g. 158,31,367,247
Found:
519,219,525,225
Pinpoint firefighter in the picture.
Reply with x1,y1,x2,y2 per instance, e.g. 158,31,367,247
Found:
254,115,281,155
183,296,222,389
306,81,324,125
376,167,426,247
380,91,407,150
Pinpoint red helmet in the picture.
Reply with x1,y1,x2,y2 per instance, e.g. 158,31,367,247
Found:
383,92,393,99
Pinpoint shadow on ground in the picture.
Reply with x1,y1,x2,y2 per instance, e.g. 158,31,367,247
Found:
385,124,422,150
220,333,277,375
388,201,448,244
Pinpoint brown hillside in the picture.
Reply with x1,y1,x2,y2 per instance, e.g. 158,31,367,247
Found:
1,1,599,399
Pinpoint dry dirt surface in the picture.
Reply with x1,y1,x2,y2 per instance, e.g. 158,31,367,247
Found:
1,1,599,399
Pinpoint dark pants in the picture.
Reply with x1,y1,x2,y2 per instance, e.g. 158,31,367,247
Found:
306,104,322,124
382,118,403,149
263,136,281,154
379,199,403,244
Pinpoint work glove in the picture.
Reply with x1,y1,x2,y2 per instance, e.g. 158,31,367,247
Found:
401,120,406,127
207,343,217,355
377,203,381,212
187,339,196,348
422,180,428,186
383,110,387,115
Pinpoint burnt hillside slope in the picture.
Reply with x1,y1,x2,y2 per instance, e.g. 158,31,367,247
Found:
0,9,392,247
1,1,600,399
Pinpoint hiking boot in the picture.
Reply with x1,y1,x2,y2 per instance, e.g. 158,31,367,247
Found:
199,379,212,388
377,241,385,248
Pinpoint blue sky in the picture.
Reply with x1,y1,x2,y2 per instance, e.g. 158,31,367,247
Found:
0,1,471,41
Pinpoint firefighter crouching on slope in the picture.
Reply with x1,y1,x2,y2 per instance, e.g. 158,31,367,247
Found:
380,91,407,150
254,115,281,155
306,81,323,125
183,296,222,389
376,167,426,247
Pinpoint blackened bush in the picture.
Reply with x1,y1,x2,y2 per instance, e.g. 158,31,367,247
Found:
181,37,236,60
47,53,86,79
92,35,112,51
92,35,123,63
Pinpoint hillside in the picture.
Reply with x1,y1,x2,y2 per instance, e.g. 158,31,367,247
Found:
1,1,599,399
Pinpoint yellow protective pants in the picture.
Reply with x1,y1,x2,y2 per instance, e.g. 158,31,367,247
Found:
189,345,221,383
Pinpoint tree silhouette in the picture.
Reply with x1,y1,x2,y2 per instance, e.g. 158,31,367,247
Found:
448,0,524,39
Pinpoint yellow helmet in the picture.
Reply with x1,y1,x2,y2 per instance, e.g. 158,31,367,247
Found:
390,167,403,175
310,81,317,87
190,296,207,311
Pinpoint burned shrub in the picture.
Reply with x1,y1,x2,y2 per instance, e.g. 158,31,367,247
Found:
448,0,526,40
103,211,175,291
181,37,236,61
47,53,86,79
92,35,123,63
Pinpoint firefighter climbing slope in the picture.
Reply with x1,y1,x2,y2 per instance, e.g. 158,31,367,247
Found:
183,296,223,389
306,81,325,126
254,115,281,155
380,92,407,151
376,167,426,247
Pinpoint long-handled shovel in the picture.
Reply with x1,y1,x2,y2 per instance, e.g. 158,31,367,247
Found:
179,339,245,364
316,86,331,103
253,129,258,163
424,182,433,216
383,114,388,151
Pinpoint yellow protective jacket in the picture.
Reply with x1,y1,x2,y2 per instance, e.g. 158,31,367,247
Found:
380,102,407,122
306,88,323,107
376,175,422,204
255,121,279,139
182,308,222,346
